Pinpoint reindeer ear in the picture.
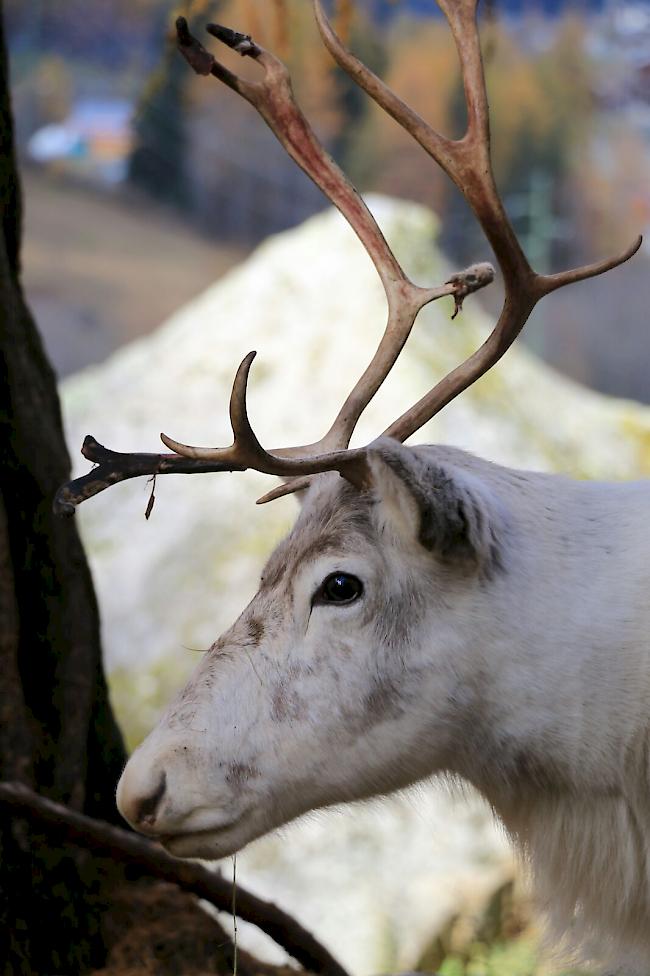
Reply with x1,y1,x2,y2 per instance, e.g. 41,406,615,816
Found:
366,438,503,570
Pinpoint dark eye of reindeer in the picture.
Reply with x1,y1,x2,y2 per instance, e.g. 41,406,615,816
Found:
315,572,364,606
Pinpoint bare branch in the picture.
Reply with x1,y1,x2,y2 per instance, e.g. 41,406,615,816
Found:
0,780,350,976
53,436,246,517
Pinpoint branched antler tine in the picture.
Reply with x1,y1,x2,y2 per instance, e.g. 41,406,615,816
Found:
229,350,263,455
314,0,641,448
176,16,416,454
160,353,371,485
250,77,406,297
384,301,533,443
176,16,245,94
439,3,533,284
257,478,314,507
384,235,643,446
160,352,267,467
55,8,640,518
313,0,452,178
538,235,643,296
319,263,495,449
436,0,487,142
175,16,496,461
312,0,531,286
177,18,406,294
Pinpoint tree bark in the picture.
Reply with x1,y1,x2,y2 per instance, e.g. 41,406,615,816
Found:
0,10,347,975
0,2,127,970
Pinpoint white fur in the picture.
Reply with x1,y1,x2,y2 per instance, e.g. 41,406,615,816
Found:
117,442,650,973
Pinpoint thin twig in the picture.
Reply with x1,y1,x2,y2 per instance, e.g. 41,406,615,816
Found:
0,781,349,976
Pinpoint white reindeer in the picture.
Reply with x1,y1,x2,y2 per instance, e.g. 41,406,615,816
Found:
59,2,646,972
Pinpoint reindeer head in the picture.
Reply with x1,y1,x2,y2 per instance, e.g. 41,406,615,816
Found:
56,0,638,860
116,439,508,858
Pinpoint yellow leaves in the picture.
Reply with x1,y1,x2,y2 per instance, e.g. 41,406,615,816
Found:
271,0,290,59
359,22,458,208
176,0,600,238
384,21,459,136
334,0,355,44
180,0,217,18
485,28,553,176
490,79,552,177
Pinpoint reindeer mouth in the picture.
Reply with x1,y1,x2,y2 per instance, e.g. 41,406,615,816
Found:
159,814,252,859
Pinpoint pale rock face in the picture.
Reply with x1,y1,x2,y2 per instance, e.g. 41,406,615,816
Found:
61,198,650,974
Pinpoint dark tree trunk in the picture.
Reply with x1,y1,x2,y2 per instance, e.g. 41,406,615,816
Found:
0,2,128,971
0,11,343,976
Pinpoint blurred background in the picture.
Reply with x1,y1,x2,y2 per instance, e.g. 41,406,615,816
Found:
6,2,650,974
6,0,650,392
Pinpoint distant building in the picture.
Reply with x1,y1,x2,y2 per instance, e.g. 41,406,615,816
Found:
27,97,133,185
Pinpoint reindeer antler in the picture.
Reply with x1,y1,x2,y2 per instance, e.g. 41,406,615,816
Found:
311,0,640,443
55,3,640,517
170,14,495,461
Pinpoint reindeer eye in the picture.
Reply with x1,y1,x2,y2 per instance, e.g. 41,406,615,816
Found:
315,572,363,606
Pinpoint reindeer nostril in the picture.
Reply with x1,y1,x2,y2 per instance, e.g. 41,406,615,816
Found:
133,771,167,827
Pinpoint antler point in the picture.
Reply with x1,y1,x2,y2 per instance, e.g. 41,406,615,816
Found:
175,16,190,44
160,432,180,453
206,23,260,57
